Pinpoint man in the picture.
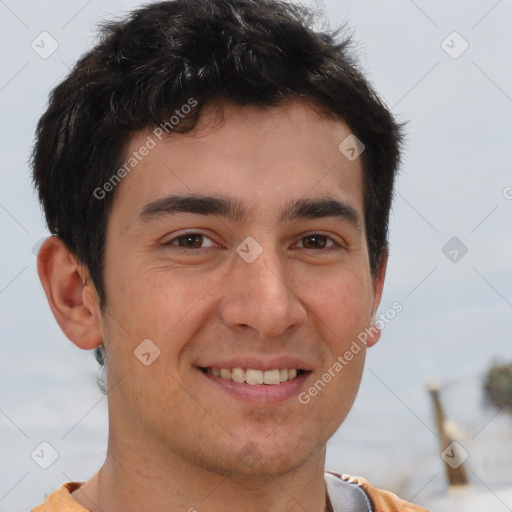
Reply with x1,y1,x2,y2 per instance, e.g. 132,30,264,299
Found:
31,0,428,510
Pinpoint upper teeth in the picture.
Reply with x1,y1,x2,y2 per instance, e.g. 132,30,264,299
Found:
207,368,299,385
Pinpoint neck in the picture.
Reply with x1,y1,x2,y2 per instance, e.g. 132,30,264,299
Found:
72,429,329,512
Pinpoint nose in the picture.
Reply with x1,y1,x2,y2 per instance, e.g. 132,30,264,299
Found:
218,245,308,338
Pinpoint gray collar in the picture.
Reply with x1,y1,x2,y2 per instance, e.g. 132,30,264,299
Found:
325,473,373,512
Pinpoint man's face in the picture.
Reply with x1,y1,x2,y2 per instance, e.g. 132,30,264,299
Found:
97,99,384,478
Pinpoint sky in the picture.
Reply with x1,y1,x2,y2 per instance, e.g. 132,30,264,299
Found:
1,1,511,511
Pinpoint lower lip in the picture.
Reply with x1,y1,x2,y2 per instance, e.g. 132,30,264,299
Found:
197,368,311,404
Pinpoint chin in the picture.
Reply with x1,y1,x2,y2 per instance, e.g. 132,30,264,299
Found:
236,438,322,480
184,437,316,481
224,454,312,481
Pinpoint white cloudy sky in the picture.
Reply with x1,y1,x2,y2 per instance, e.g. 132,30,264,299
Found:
1,1,511,511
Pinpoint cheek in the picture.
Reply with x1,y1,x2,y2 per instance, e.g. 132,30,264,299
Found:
302,270,373,343
105,262,187,334
103,264,223,366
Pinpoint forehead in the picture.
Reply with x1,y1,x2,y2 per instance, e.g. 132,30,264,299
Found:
110,99,365,227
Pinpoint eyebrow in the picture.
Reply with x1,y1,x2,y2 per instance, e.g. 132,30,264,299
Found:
282,197,361,229
139,194,247,223
138,194,361,230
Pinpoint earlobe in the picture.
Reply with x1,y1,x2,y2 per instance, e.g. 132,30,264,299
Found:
366,251,388,348
37,236,103,350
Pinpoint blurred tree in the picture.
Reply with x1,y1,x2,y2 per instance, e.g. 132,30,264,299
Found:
427,382,468,486
484,362,512,411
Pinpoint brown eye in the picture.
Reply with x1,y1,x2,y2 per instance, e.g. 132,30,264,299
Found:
164,233,217,249
299,234,334,249
176,234,204,248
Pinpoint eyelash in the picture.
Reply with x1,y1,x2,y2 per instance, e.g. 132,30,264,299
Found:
163,232,342,251
163,232,218,251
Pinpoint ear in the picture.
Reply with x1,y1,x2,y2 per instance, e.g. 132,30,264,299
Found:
37,236,103,350
365,251,388,348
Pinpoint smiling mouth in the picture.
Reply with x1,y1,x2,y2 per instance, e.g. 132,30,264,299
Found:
199,367,307,385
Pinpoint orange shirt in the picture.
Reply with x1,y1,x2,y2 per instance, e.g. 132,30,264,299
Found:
325,472,429,511
32,471,429,512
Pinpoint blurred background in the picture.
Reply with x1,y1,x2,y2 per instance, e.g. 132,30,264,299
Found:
1,0,511,510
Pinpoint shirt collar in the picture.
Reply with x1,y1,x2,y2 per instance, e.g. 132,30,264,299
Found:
325,472,373,512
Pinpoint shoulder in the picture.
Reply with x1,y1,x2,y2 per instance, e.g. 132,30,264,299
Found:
31,482,87,512
325,471,430,512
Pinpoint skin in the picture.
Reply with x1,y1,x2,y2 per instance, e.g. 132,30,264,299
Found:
38,99,386,512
